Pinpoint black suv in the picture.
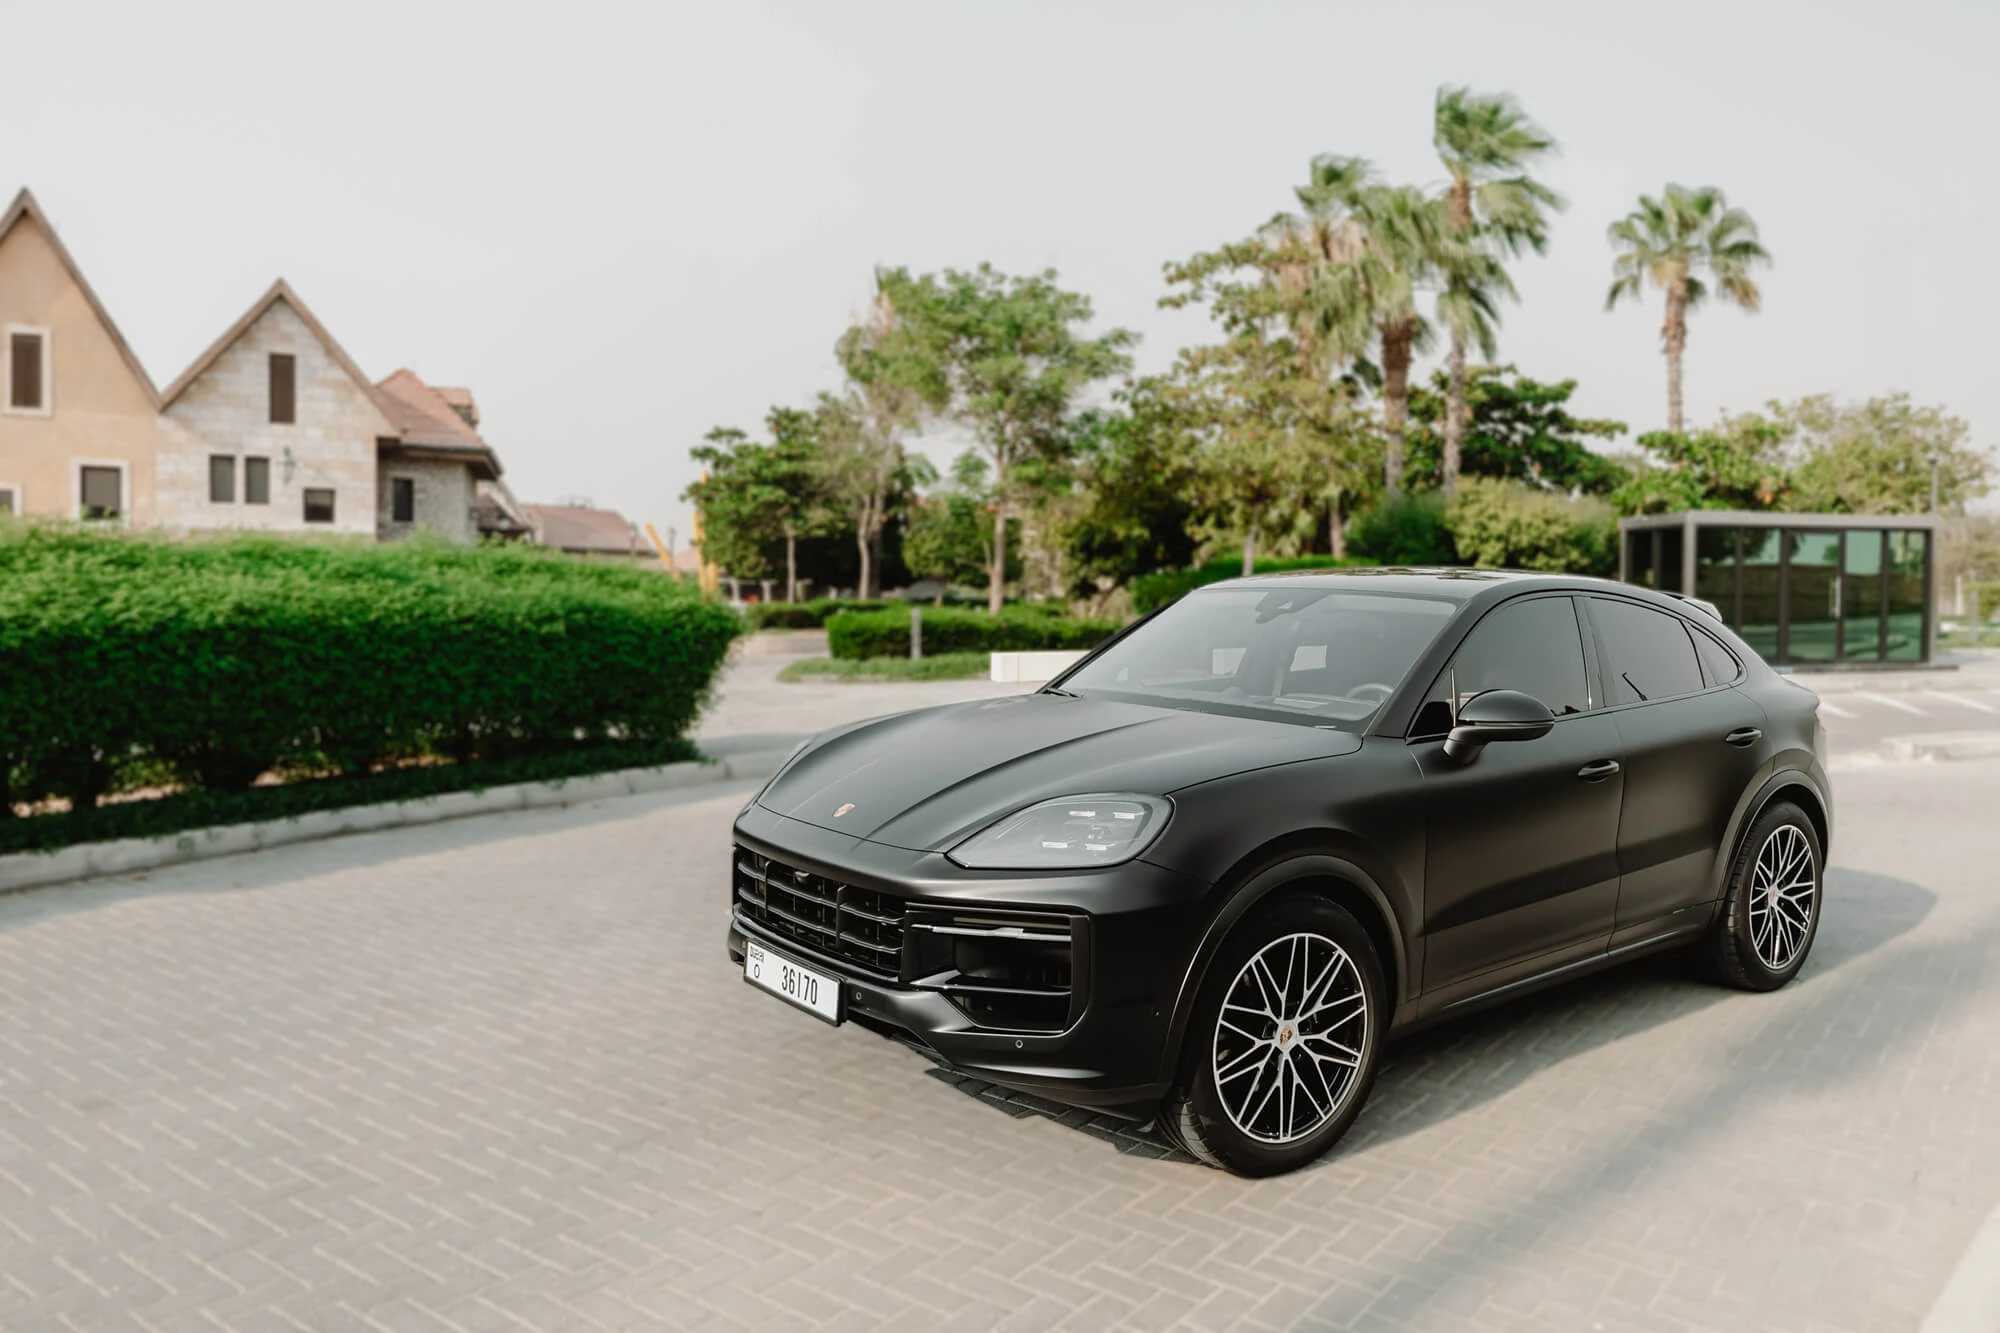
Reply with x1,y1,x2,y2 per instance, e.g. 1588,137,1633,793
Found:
727,570,1832,1175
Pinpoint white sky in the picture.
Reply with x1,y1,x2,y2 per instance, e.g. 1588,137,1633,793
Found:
9,0,1998,540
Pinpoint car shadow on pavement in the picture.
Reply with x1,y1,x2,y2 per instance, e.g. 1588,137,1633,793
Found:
921,867,1934,1171
1306,871,1982,1329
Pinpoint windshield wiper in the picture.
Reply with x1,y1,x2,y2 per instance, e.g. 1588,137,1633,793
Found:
1621,671,1649,701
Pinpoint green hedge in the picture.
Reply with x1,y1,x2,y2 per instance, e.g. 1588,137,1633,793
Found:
825,606,1120,660
1131,555,1374,614
0,527,739,816
743,598,893,630
1445,478,1616,576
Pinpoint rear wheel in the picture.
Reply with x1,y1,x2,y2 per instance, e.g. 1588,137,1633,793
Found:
1161,895,1385,1176
1706,801,1822,991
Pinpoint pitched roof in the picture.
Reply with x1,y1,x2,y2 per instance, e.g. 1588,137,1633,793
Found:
433,385,478,426
524,503,639,555
0,188,161,405
374,367,502,481
160,278,395,421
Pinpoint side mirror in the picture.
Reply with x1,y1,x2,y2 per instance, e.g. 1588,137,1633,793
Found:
1442,689,1556,764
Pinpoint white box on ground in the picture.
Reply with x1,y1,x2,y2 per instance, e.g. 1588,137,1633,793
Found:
989,649,1089,684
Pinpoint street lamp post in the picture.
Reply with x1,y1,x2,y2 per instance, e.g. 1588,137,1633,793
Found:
1928,447,1941,515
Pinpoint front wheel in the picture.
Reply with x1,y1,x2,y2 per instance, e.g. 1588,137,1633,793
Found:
1161,895,1386,1176
1705,801,1823,991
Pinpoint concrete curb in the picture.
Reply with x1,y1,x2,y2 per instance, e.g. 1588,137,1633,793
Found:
1880,731,2000,762
1796,671,2000,695
0,749,792,897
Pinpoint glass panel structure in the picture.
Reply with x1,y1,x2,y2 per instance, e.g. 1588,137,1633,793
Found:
1887,531,1927,661
1842,530,1885,662
1657,525,1686,593
1739,528,1783,661
1695,526,1740,625
1625,528,1656,590
1785,532,1841,663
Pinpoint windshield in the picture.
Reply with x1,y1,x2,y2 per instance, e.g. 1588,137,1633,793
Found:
1060,586,1456,729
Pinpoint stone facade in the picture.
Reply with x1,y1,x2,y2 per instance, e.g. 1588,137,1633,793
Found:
377,455,477,543
0,194,164,525
159,297,389,538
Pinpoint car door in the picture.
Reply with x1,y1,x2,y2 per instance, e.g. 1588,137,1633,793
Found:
1410,593,1625,999
1583,595,1771,942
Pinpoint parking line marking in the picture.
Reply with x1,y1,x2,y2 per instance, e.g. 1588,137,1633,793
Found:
1921,1199,2000,1332
1816,699,1856,718
1859,691,1926,715
1925,692,2000,714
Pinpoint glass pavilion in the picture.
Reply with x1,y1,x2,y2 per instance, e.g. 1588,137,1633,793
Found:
1617,511,1936,668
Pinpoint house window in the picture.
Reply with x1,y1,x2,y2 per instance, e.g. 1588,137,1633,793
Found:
269,353,296,424
302,487,335,523
244,456,271,505
391,476,415,523
209,455,236,503
0,486,16,515
7,329,49,413
79,465,123,521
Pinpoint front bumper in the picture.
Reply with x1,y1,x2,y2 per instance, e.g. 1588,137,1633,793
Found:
725,802,1209,1114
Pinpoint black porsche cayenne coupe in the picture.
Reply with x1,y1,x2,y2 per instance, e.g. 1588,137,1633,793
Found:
726,570,1832,1176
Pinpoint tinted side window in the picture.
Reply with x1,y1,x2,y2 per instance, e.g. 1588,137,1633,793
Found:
1691,625,1743,686
1422,597,1590,729
1593,599,1704,703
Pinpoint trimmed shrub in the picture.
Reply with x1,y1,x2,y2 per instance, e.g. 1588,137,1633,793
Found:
1347,493,1456,566
743,598,892,630
825,606,1120,660
1444,477,1617,575
0,527,739,816
1130,555,1372,615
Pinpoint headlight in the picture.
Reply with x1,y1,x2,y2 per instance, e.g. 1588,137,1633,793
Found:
948,794,1170,870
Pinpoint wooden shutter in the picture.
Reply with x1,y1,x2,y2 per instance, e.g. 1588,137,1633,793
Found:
269,353,296,424
9,333,42,410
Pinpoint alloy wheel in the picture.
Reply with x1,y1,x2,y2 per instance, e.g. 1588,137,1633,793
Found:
1212,931,1369,1145
1749,823,1817,971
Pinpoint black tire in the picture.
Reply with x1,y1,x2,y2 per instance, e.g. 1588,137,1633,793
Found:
1160,894,1386,1177
1705,801,1823,992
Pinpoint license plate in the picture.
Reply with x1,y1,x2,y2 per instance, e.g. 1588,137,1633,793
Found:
744,942,842,1025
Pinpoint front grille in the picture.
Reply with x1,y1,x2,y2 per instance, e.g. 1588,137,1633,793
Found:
733,847,906,979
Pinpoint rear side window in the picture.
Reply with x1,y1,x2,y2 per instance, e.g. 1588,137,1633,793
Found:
1413,596,1589,735
1691,626,1743,686
1592,599,1704,704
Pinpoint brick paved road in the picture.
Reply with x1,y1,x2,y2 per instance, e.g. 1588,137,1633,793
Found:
2,762,1998,1332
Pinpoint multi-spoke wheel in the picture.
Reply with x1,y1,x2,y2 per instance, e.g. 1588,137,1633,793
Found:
1162,896,1385,1176
1707,801,1823,991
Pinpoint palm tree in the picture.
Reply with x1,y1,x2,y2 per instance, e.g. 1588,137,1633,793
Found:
1270,156,1439,496
1433,86,1563,495
1605,184,1771,433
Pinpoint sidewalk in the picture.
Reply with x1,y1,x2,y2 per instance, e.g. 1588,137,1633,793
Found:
1786,648,2000,693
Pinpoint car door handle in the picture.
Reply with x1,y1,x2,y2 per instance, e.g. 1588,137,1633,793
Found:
1724,727,1763,747
1576,759,1621,781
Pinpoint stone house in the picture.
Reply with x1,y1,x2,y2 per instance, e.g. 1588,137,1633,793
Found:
0,186,506,544
0,188,164,525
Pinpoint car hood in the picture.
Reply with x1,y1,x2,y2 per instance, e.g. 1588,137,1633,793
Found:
756,692,1360,852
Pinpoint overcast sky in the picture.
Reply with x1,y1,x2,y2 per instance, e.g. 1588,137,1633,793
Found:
9,0,1998,539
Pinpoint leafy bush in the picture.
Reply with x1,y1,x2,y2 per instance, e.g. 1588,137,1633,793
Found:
1444,477,1617,575
0,527,739,815
743,598,892,630
825,606,1120,660
777,653,991,682
1347,493,1456,566
1130,555,1372,615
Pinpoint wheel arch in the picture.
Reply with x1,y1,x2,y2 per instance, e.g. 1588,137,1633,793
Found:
1156,852,1406,1088
1716,767,1831,899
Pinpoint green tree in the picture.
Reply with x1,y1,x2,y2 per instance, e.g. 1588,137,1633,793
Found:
901,452,1004,599
878,264,1137,613
683,414,824,598
830,281,930,599
1609,417,1791,516
1060,380,1201,599
1605,184,1772,432
1433,86,1564,496
1405,364,1627,493
1770,393,1990,515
